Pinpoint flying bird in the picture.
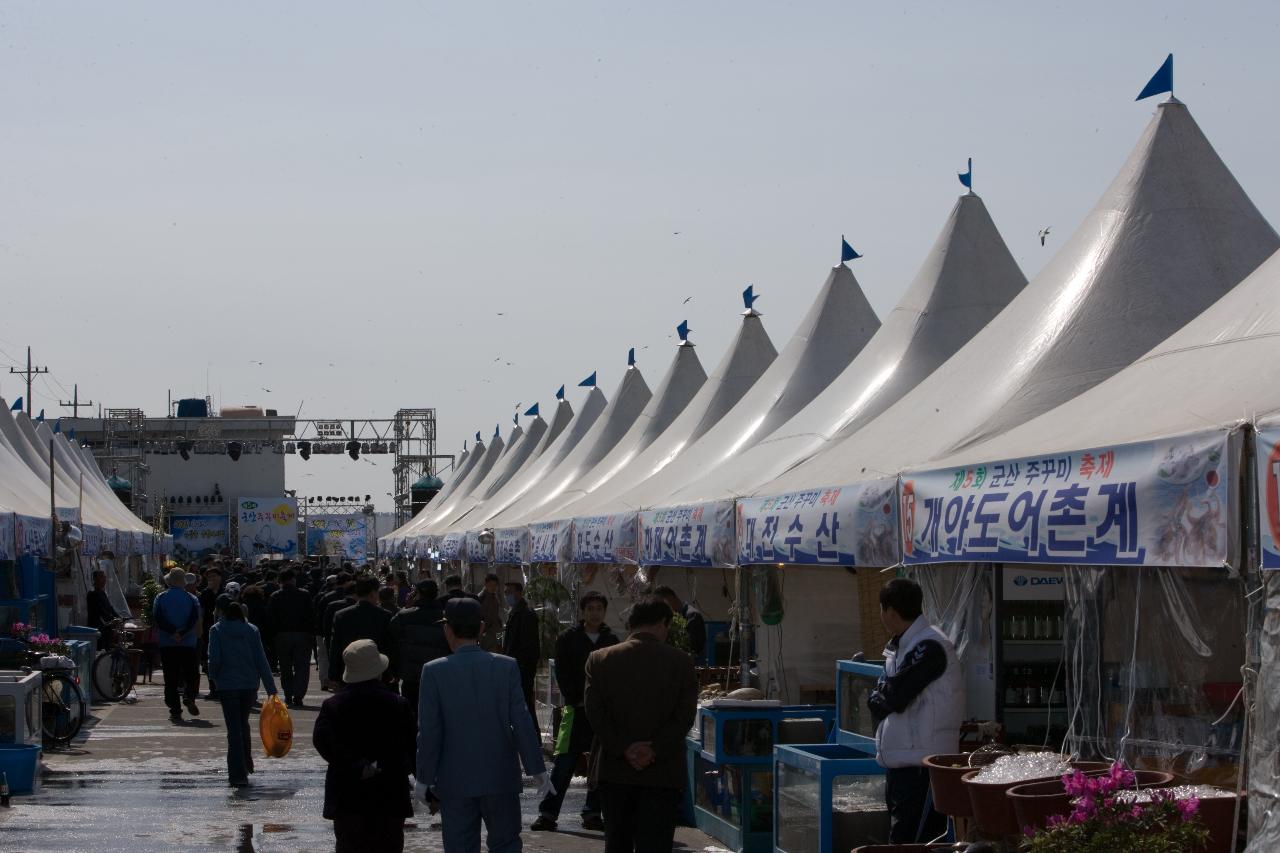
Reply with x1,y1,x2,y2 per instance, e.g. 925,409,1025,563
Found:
1038,227,1052,246
250,360,264,366
261,387,272,393
682,296,693,304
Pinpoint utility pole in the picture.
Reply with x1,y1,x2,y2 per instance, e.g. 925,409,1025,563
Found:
59,384,94,418
8,346,48,413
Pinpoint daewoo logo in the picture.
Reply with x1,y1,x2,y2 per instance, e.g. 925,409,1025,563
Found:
1013,575,1062,587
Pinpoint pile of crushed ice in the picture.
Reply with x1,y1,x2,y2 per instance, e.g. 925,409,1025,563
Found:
1117,784,1235,803
971,752,1071,784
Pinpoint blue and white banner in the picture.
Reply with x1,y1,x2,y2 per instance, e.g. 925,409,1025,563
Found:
0,513,12,560
15,514,52,558
494,527,530,565
438,531,465,562
737,479,899,567
306,515,368,562
529,519,572,565
465,530,493,565
571,513,638,565
902,431,1231,567
81,523,101,558
1257,424,1280,570
133,530,152,556
171,515,230,562
236,497,299,561
640,501,737,568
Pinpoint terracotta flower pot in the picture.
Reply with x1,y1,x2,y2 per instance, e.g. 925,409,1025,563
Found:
1008,770,1174,833
1195,790,1243,853
853,845,966,853
963,768,1033,837
923,753,977,818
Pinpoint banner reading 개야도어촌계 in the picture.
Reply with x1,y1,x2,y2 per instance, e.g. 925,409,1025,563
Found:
901,430,1232,568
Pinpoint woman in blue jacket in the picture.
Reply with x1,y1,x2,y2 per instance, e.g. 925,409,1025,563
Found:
208,594,278,786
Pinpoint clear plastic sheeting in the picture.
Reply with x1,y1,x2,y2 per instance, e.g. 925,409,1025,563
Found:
1062,565,1246,789
753,565,861,703
1245,572,1280,850
907,563,990,662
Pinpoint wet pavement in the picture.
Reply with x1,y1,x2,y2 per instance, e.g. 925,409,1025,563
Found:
0,674,728,852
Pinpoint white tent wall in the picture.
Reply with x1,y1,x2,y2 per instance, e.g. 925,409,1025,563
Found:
568,263,881,515
499,424,523,458
747,99,1280,502
440,389,608,534
505,344,707,526
476,367,654,531
551,309,778,520
416,436,493,528
655,191,1029,507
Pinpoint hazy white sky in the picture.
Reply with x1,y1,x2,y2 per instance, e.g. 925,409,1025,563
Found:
2,2,1278,510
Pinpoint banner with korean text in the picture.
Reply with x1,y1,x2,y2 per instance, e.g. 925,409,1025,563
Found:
1256,424,1280,570
171,515,230,562
529,519,572,565
570,513,638,565
465,530,493,565
737,479,899,567
14,514,52,558
902,431,1231,567
305,516,368,561
640,501,736,568
494,527,530,565
438,531,465,562
236,497,299,561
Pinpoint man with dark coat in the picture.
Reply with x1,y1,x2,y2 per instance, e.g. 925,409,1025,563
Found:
655,585,707,662
476,573,503,652
86,569,119,650
501,580,541,734
532,591,618,833
313,639,415,853
328,576,396,689
267,568,315,708
584,596,699,853
387,579,451,713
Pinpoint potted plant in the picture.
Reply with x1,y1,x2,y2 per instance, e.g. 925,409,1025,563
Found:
1021,763,1209,852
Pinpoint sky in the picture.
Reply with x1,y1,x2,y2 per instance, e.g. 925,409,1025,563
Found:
2,2,1279,511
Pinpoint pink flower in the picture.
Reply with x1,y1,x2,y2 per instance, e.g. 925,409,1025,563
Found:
1131,804,1144,819
1177,797,1200,821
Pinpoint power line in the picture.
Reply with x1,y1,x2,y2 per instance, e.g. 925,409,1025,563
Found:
7,347,48,413
59,384,94,418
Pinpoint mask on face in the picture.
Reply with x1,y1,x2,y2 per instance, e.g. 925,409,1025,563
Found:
504,594,516,608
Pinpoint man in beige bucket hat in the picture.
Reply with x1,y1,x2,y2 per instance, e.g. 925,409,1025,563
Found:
313,639,415,852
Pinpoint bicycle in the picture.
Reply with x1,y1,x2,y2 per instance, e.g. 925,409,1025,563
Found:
31,651,87,746
92,620,141,702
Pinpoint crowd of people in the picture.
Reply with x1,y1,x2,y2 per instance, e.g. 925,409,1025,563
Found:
131,554,701,853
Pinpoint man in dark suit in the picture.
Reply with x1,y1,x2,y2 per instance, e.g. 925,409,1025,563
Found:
501,580,541,734
387,579,450,713
584,596,699,853
655,585,707,662
417,598,550,853
313,639,416,853
328,576,396,689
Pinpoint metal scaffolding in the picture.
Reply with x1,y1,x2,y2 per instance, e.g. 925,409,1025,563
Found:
101,408,151,519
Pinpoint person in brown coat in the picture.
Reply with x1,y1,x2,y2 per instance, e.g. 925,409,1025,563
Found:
583,596,699,853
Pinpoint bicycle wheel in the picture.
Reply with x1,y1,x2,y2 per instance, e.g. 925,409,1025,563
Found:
41,672,86,745
92,649,136,702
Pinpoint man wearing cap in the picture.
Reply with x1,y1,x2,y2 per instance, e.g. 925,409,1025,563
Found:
418,597,551,853
501,581,541,734
388,579,450,714
314,639,415,853
153,567,203,722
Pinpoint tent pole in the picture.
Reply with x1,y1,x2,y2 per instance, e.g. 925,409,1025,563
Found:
49,438,56,545
739,566,752,689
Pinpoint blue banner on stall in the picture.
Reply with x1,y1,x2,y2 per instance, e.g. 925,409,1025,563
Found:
1257,425,1280,570
570,514,638,565
902,431,1231,567
438,531,465,562
15,514,52,557
465,530,493,565
81,523,101,558
640,501,737,568
0,513,12,560
171,515,230,562
305,516,368,561
737,479,899,567
494,527,529,565
529,519,572,565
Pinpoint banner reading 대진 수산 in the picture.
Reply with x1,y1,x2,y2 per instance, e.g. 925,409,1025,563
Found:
171,514,230,562
736,479,899,567
902,431,1231,567
1256,424,1280,570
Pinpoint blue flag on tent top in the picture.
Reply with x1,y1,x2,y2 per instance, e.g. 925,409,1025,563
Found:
579,372,597,388
958,157,973,190
9,397,21,412
494,424,501,438
743,285,759,311
841,236,861,263
68,429,75,440
627,348,636,367
1136,54,1173,101
475,431,481,443
555,385,565,400
35,410,44,423
53,421,61,434
525,402,539,417
677,320,690,342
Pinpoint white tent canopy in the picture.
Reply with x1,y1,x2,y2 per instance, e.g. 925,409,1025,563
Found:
537,303,779,519
742,99,1280,501
551,261,881,517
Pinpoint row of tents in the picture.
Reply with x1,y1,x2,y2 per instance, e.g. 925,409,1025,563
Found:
379,97,1280,575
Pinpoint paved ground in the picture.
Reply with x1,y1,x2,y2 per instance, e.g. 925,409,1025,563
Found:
0,672,727,853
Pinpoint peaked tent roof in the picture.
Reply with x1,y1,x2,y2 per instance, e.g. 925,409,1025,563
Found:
429,386,609,533
926,244,1280,466
482,361,656,528
545,307,778,519
499,423,524,457
654,190,1028,505
562,260,881,514
757,99,1280,498
500,341,708,525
